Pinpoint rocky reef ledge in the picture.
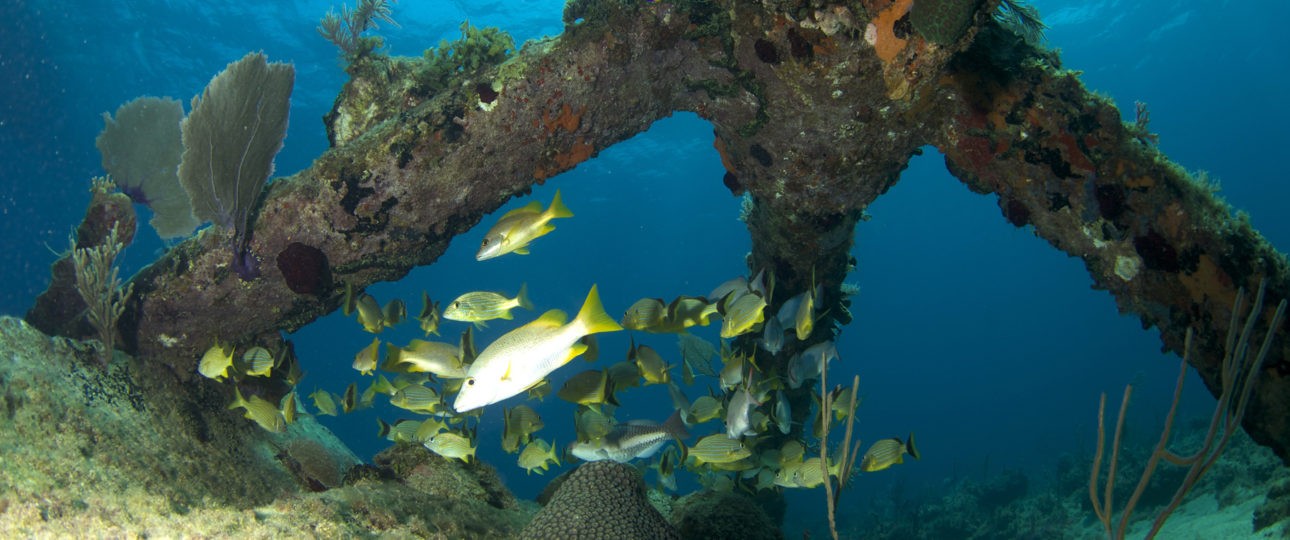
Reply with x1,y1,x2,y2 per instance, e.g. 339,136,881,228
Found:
0,316,531,537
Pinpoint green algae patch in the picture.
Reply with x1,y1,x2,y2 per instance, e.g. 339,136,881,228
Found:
0,317,531,538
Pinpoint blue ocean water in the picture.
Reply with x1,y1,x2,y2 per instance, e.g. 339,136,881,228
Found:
2,0,1287,536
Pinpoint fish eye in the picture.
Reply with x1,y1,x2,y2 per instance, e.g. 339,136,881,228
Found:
480,238,489,246
465,378,475,386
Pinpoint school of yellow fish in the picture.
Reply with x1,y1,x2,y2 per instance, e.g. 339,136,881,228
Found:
196,190,919,490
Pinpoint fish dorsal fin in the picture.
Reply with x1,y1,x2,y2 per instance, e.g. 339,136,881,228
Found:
530,309,569,328
500,200,543,220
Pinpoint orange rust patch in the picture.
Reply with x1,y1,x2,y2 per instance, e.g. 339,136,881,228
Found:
873,0,911,63
556,137,594,168
1179,254,1235,308
1054,131,1095,173
713,136,737,174
542,103,584,134
535,137,594,180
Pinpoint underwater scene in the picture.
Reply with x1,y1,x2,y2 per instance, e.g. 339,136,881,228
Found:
3,0,1290,538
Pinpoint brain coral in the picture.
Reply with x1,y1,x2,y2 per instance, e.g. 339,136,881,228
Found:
670,490,782,540
519,461,679,540
910,0,984,45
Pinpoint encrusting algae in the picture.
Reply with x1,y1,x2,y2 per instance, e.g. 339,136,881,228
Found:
0,317,534,538
21,0,1288,537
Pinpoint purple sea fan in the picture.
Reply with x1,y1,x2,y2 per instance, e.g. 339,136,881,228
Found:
178,52,295,280
95,96,201,239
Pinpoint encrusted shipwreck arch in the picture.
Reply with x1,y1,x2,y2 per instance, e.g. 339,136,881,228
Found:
28,1,1290,462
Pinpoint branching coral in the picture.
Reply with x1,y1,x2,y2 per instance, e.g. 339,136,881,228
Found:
70,204,133,365
1091,281,1287,539
318,0,398,61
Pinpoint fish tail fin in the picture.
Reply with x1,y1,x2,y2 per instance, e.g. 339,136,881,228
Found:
604,374,621,407
228,386,248,410
383,343,402,371
663,409,690,440
574,284,623,336
580,335,600,362
906,432,920,461
549,440,561,466
546,189,574,219
516,282,533,311
376,418,392,439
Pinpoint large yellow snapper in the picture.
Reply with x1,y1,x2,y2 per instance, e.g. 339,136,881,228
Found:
452,285,622,412
475,190,573,260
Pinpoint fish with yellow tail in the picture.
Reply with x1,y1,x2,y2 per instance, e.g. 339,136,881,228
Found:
228,387,286,433
443,283,533,327
518,438,561,474
860,433,920,472
452,284,622,412
198,340,236,381
424,431,476,462
417,291,441,336
475,190,573,260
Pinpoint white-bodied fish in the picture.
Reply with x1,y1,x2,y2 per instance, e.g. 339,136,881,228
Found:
788,340,838,389
725,376,761,439
773,390,791,434
452,285,622,412
475,190,573,260
570,410,689,463
760,314,784,355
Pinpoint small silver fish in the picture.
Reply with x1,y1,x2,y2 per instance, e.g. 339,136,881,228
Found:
760,315,784,355
788,340,837,389
570,410,688,463
725,377,760,439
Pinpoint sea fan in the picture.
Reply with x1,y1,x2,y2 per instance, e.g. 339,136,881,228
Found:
178,52,295,280
95,96,200,239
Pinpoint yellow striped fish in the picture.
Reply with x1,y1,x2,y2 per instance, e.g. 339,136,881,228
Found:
860,433,920,472
443,284,533,327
